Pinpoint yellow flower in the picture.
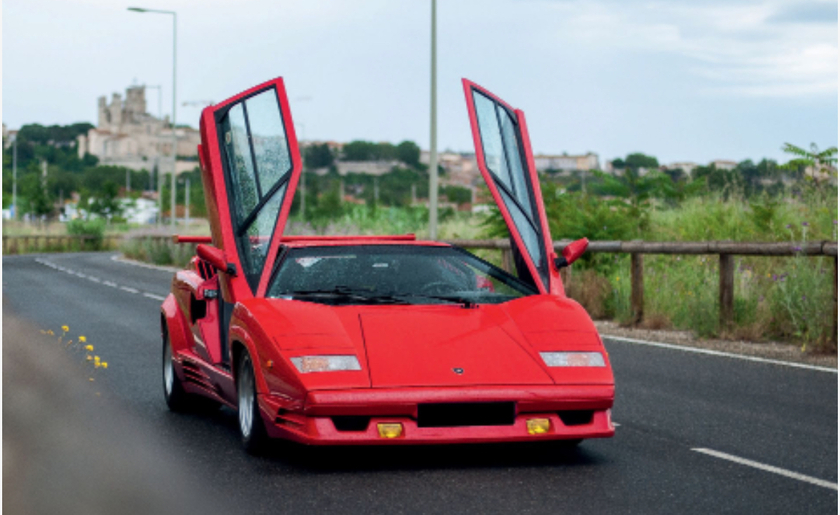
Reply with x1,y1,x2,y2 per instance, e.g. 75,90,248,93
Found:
79,336,87,343
89,378,95,382
86,356,93,361
94,356,100,365
84,345,94,352
101,362,108,369
95,362,101,369
47,330,54,336
61,325,69,333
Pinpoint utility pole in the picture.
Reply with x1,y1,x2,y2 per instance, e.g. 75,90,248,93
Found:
428,0,439,240
126,168,131,193
184,177,190,226
12,134,17,220
374,177,380,204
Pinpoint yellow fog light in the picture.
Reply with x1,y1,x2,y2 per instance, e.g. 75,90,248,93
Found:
377,423,403,439
527,418,551,435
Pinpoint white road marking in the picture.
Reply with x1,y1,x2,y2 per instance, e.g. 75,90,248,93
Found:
692,448,838,491
35,258,163,301
603,335,837,373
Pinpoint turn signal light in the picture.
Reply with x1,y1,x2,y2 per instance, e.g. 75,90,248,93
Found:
377,423,403,439
526,418,551,435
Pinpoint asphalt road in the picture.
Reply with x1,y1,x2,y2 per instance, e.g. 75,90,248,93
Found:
3,252,837,514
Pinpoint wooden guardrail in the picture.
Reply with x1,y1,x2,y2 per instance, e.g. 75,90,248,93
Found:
446,239,838,336
113,234,839,339
2,235,122,255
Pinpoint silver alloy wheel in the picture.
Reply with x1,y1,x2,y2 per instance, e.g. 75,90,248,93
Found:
163,339,174,396
238,358,255,439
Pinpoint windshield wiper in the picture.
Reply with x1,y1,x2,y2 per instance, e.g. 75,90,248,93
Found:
383,292,477,308
280,286,410,305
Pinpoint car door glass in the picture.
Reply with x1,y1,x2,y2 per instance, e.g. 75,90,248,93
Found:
245,91,292,192
218,87,293,289
473,92,513,192
472,90,547,289
221,104,259,222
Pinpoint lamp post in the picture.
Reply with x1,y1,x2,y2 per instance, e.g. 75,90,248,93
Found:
128,7,177,230
428,0,439,240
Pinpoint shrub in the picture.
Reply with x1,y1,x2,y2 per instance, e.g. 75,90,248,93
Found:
66,219,106,250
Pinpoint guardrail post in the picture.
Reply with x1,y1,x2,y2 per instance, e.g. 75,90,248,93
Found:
719,253,734,330
630,253,644,325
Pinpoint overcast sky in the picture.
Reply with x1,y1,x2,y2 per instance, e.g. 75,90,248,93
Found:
3,0,837,164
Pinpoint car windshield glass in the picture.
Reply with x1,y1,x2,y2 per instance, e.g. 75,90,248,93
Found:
267,245,537,305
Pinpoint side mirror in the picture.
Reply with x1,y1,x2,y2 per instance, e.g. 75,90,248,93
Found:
196,244,237,276
555,238,589,269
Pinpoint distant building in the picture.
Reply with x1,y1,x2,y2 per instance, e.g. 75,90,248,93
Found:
77,85,201,174
665,162,699,176
710,159,738,171
533,153,600,173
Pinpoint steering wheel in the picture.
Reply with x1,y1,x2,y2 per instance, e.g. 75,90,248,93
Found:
420,281,458,296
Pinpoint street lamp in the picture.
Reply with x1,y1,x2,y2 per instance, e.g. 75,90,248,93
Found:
128,7,177,230
428,0,439,240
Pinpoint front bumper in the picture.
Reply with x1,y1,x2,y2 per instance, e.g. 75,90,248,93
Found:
258,384,615,445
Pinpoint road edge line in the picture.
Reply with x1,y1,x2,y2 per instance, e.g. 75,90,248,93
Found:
692,448,838,491
602,335,837,373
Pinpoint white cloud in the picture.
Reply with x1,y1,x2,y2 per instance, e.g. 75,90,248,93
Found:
543,0,837,97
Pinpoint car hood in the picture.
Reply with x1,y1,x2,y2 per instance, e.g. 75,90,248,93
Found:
246,295,603,389
360,306,555,388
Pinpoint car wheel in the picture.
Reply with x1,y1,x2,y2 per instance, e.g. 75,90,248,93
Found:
238,352,269,454
163,330,189,412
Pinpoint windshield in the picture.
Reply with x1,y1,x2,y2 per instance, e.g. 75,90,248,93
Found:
267,245,537,306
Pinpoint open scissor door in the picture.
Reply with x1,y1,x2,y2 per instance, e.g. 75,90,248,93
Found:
462,79,556,294
198,77,302,299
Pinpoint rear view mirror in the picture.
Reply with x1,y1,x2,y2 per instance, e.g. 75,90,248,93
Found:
197,244,237,276
555,238,588,269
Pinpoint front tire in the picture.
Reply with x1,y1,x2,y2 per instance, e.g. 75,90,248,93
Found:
163,330,189,412
238,352,269,454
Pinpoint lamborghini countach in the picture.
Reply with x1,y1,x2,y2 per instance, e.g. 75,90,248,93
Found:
160,77,615,453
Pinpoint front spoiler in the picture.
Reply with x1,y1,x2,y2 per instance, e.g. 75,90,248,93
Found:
258,384,615,445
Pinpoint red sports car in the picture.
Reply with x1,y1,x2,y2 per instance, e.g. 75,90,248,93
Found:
161,77,615,453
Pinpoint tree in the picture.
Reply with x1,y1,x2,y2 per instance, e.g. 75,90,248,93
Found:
780,143,837,198
303,143,334,169
396,141,420,167
624,153,659,171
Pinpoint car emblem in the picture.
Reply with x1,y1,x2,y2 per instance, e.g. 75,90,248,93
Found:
453,367,464,375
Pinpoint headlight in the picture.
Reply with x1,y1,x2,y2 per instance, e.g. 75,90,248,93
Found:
540,352,605,367
290,355,362,373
